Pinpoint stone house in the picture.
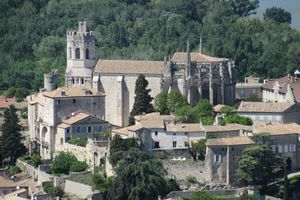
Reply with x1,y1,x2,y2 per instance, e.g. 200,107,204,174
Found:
55,112,109,168
262,71,300,103
112,113,252,154
236,76,263,100
254,123,300,171
27,87,105,159
237,101,300,124
205,136,254,185
205,123,300,185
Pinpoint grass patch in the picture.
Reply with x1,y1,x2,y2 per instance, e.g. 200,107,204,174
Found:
213,194,237,199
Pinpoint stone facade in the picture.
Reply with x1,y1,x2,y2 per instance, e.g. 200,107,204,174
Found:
206,123,300,185
236,76,262,100
62,22,236,127
237,101,300,124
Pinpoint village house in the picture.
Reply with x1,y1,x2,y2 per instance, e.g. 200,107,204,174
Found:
235,76,263,100
55,112,109,168
205,123,300,185
237,101,300,124
112,113,253,155
262,71,300,103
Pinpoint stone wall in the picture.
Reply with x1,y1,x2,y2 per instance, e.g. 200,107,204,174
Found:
64,179,102,199
16,159,53,184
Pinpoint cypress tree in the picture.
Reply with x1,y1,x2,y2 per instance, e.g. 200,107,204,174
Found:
0,105,26,165
129,74,154,125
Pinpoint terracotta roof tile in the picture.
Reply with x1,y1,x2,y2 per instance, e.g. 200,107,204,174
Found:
0,176,17,188
262,75,300,102
0,98,27,109
207,136,254,146
42,87,104,98
203,124,252,132
134,112,175,122
58,112,105,128
166,123,204,132
172,52,226,63
237,101,294,113
95,59,164,75
112,124,143,136
254,123,300,136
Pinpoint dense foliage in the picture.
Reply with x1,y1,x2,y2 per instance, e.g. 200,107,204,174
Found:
51,152,88,174
129,74,154,125
0,0,299,96
0,105,26,165
43,182,64,198
237,145,284,195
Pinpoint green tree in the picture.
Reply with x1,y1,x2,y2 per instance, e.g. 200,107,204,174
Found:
108,149,168,200
228,0,259,17
0,105,26,165
129,74,154,125
237,145,284,194
193,139,207,160
51,152,87,174
194,99,213,118
190,191,213,200
43,182,64,198
110,135,138,158
154,92,169,114
264,7,292,24
167,90,188,113
31,154,42,168
222,114,253,125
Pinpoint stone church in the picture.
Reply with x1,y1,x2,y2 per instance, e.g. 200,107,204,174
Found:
28,21,235,159
63,21,235,126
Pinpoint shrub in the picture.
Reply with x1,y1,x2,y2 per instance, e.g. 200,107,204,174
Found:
187,175,198,184
190,191,213,200
8,165,21,176
70,161,88,172
69,137,88,147
51,152,77,174
43,182,64,198
31,155,42,167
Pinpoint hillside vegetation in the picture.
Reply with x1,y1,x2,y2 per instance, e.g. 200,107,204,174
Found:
1,0,300,97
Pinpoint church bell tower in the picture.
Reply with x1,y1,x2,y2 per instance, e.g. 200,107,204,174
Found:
65,21,95,89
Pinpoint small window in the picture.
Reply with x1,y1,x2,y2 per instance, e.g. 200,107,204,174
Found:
73,99,76,103
231,147,234,151
72,78,75,84
69,47,72,59
81,78,84,84
184,141,189,147
88,127,92,133
155,131,158,136
173,133,176,136
284,145,289,153
173,141,177,148
184,132,188,135
252,88,257,94
66,128,70,134
86,48,90,59
214,154,222,163
272,145,276,153
278,145,283,153
98,126,102,132
57,100,60,105
77,127,81,133
75,48,80,59
240,89,245,98
154,142,160,148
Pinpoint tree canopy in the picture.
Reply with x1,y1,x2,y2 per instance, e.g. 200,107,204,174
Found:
264,7,292,24
0,105,26,165
237,145,284,194
129,74,154,125
0,0,299,96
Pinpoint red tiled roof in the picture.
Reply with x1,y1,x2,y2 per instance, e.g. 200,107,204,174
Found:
262,75,300,102
0,98,16,109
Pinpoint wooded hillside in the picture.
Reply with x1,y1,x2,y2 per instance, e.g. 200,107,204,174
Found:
1,0,300,97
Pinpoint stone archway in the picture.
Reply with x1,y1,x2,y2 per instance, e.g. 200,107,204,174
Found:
41,127,48,142
94,152,99,167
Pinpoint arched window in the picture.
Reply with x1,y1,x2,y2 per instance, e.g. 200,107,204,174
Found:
75,48,80,59
69,47,72,59
85,48,90,59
